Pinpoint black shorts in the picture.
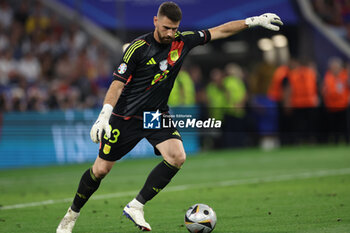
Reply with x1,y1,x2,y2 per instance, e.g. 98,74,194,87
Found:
98,114,182,161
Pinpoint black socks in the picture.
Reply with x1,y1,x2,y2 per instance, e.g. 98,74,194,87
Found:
136,160,179,204
71,168,101,212
70,160,179,212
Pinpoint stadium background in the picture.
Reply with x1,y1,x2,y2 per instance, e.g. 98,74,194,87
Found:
0,1,350,232
0,0,349,168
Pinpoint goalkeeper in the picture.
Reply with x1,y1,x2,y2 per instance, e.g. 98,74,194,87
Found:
57,2,282,232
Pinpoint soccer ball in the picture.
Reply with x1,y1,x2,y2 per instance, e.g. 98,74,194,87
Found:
184,203,217,233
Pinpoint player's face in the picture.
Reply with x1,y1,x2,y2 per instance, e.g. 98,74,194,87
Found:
154,15,180,44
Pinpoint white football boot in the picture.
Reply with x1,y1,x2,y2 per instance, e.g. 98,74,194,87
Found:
56,207,80,233
123,199,152,231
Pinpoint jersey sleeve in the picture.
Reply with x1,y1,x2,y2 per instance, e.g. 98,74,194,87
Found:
113,40,147,83
181,29,211,50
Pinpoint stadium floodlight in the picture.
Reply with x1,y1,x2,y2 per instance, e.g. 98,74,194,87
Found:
257,38,274,51
272,34,288,48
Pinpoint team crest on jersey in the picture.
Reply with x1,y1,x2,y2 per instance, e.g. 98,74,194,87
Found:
170,50,179,62
103,144,111,154
159,60,168,71
118,63,127,74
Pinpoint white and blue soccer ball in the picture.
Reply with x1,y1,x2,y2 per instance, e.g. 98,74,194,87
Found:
184,203,217,233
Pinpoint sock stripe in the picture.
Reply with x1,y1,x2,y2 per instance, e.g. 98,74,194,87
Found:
163,160,179,171
72,168,102,212
89,168,98,182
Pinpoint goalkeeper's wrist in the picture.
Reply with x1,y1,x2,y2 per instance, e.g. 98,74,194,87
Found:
245,16,257,28
100,104,113,118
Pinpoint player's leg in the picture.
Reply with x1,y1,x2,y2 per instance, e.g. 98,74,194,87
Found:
124,138,185,231
72,157,115,211
56,114,131,233
56,157,115,233
57,115,143,232
137,138,186,202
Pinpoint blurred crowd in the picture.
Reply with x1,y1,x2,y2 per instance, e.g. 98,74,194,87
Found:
0,0,349,147
0,0,113,112
312,0,350,41
171,56,350,147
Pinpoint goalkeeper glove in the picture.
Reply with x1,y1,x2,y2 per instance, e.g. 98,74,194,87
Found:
90,104,113,143
245,13,283,31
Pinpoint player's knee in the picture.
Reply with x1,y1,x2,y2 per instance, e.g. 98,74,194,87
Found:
171,151,186,168
92,165,111,178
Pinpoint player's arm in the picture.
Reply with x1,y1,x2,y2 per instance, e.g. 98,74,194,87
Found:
103,80,125,107
209,13,283,41
89,40,145,143
90,80,125,143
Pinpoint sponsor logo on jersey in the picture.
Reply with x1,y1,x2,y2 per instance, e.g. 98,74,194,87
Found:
147,57,156,65
172,130,181,137
118,63,127,74
143,110,161,129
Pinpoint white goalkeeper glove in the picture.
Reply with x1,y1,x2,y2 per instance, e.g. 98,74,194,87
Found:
245,13,283,31
90,104,113,143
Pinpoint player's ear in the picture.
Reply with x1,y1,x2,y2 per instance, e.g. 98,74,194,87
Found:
153,16,158,27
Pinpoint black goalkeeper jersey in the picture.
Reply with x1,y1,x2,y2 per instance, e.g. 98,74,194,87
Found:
112,30,211,119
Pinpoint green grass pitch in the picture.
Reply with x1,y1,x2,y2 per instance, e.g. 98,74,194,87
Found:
0,145,350,232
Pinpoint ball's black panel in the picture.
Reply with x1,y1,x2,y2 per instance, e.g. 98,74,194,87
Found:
191,205,199,215
199,221,212,228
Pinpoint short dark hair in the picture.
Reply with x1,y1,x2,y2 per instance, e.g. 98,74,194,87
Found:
157,1,182,22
